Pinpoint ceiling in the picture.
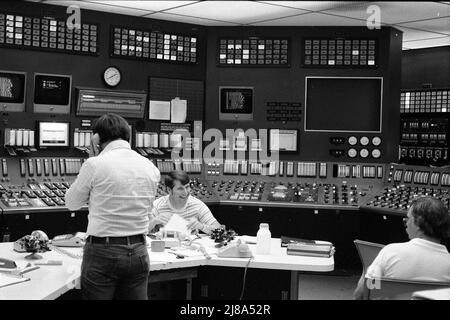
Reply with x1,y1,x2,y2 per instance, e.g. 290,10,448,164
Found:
27,1,450,50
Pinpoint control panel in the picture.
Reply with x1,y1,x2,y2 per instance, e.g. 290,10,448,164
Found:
362,163,450,215
0,157,82,213
203,160,385,209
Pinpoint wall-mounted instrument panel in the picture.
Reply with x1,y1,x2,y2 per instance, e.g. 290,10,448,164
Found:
0,11,99,55
399,88,449,166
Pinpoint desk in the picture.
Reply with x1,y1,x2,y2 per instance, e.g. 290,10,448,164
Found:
0,237,334,300
412,288,450,300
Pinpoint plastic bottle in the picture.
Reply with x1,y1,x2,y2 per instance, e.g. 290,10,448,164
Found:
256,223,271,254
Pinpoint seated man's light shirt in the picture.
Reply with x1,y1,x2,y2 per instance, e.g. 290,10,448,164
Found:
366,238,450,282
150,195,221,234
65,140,160,237
164,212,190,237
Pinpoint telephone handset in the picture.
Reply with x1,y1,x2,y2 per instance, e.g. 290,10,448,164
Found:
90,133,101,156
51,232,86,247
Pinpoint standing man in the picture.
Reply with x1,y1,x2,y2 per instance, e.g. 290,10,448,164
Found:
66,113,160,300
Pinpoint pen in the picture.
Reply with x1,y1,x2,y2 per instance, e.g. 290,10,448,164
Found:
20,266,40,275
168,251,185,259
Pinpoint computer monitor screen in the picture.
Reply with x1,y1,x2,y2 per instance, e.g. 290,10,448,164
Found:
219,87,253,120
33,73,72,114
305,77,383,132
0,70,26,112
38,122,69,148
269,129,298,152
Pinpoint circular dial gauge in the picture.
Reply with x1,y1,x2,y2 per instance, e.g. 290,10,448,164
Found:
348,136,358,146
103,66,121,87
348,148,357,158
372,136,382,146
360,136,369,146
372,149,381,158
360,148,369,158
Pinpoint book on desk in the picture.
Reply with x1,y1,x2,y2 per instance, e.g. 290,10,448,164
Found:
282,236,335,258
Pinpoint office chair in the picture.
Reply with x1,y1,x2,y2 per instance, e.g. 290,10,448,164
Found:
353,239,385,299
353,239,385,274
365,277,450,300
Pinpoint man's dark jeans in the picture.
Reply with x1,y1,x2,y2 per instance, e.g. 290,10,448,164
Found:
81,241,150,300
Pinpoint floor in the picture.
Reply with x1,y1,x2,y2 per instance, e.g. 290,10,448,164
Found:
297,270,362,300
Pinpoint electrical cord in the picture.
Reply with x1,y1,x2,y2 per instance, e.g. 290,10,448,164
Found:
239,256,254,300
0,204,5,241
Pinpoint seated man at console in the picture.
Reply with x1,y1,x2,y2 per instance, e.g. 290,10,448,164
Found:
149,170,221,236
354,196,450,299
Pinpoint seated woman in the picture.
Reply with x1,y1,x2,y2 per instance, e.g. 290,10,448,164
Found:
354,196,450,299
149,170,221,237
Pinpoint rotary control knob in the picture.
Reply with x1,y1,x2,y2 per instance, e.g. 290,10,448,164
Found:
348,136,358,146
360,148,369,158
372,149,381,158
348,148,357,158
372,136,382,146
360,136,369,146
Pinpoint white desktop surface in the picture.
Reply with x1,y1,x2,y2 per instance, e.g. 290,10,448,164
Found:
0,237,334,300
412,288,450,300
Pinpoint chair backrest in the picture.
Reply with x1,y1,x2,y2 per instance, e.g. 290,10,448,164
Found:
353,239,385,274
366,277,450,300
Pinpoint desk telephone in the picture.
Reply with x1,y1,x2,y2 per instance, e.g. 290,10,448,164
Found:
218,239,253,258
51,232,86,247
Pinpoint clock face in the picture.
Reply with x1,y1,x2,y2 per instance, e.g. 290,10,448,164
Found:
103,67,121,87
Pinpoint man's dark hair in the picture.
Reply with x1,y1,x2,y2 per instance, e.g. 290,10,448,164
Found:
92,113,130,145
410,197,450,240
165,170,190,189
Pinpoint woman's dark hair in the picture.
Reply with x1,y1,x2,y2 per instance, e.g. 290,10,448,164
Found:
410,197,450,240
165,170,190,189
92,113,130,145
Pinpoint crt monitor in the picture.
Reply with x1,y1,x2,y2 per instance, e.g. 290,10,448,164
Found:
0,70,26,112
38,122,70,148
305,77,383,132
219,87,253,121
269,129,298,152
33,73,72,114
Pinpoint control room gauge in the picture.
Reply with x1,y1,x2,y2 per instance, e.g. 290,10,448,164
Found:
348,136,357,146
372,136,382,146
372,149,381,158
360,148,369,158
347,148,357,158
360,136,369,146
103,66,121,87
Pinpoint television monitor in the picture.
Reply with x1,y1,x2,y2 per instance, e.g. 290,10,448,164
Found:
269,129,298,152
33,73,72,114
0,70,26,112
38,122,70,148
305,77,383,133
219,87,253,121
